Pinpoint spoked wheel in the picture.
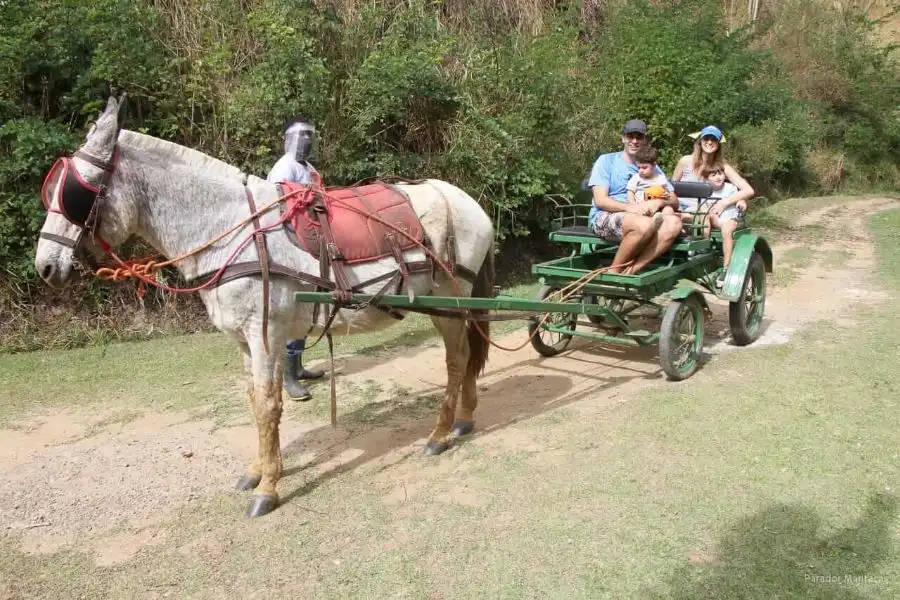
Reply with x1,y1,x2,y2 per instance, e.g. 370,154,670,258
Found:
584,295,625,327
584,295,606,325
659,295,705,381
729,252,766,346
529,285,577,357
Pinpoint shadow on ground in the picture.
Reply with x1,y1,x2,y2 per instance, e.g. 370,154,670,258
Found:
269,299,787,510
652,492,900,600
275,341,664,506
302,324,443,379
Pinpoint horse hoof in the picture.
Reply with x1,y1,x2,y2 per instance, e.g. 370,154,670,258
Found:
245,494,278,518
423,440,449,456
451,420,475,437
235,474,262,491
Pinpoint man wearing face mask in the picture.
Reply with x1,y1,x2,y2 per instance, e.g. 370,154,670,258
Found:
267,117,325,402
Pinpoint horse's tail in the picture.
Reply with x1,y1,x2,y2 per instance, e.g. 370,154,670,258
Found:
466,241,494,378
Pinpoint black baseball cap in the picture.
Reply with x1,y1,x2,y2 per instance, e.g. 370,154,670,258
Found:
621,119,648,135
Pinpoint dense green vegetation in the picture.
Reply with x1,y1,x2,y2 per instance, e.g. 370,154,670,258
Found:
1,0,897,352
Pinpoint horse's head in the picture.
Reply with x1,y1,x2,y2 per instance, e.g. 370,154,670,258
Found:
35,95,136,287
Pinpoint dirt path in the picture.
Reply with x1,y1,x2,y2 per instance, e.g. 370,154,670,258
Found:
2,196,898,574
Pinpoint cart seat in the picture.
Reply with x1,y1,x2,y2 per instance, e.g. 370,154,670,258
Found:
549,223,719,253
556,225,593,237
553,225,611,242
547,181,735,253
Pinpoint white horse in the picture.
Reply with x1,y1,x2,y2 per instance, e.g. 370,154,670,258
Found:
34,96,496,518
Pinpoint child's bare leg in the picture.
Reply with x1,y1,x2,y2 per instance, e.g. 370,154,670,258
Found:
662,206,675,215
720,219,738,268
705,214,717,239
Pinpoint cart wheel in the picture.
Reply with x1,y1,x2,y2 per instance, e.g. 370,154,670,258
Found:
528,285,576,357
659,295,705,381
729,252,766,346
584,295,606,325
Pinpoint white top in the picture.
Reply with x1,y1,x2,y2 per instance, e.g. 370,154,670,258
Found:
711,182,738,199
626,171,673,202
266,155,318,184
677,157,702,182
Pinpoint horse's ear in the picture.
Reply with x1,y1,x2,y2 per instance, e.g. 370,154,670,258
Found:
116,92,128,123
104,95,118,116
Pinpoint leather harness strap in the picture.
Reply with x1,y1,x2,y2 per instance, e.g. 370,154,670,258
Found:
211,259,439,292
430,182,457,277
244,186,272,354
311,193,354,299
39,232,79,248
73,149,116,172
192,180,484,427
365,183,417,302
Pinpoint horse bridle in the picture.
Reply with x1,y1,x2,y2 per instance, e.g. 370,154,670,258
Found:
39,144,120,270
39,94,127,270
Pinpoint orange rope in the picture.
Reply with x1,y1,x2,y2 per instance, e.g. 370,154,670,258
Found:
93,185,313,286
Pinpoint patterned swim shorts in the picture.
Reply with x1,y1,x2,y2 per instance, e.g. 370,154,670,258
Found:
591,211,626,242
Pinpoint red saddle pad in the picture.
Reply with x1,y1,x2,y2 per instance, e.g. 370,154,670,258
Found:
281,181,425,264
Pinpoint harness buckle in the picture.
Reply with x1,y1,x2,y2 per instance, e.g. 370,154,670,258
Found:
326,242,342,261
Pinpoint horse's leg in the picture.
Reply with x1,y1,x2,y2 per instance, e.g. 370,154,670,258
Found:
235,342,262,491
244,337,285,518
423,315,470,455
453,367,478,438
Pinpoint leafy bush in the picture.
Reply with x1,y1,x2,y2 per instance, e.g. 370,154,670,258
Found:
759,0,900,187
1,0,898,351
0,118,80,279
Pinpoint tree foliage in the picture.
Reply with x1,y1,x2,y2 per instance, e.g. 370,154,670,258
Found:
0,0,897,327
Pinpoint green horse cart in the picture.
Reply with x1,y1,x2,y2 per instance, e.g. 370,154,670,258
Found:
295,181,773,381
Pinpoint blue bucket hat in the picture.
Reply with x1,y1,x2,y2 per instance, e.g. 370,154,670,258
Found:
689,125,725,142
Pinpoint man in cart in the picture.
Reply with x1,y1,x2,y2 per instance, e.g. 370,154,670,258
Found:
586,119,683,274
267,117,325,402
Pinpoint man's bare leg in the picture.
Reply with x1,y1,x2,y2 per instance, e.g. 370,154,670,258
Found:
608,213,662,273
624,215,682,274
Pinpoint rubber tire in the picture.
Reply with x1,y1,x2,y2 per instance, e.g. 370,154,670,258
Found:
729,252,766,346
659,295,705,381
528,285,576,357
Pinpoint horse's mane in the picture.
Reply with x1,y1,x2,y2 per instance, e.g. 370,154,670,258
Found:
118,129,248,183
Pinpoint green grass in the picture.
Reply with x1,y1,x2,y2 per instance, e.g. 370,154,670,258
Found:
770,246,816,287
0,281,539,426
1,202,898,599
822,248,855,268
745,194,863,243
781,246,816,268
